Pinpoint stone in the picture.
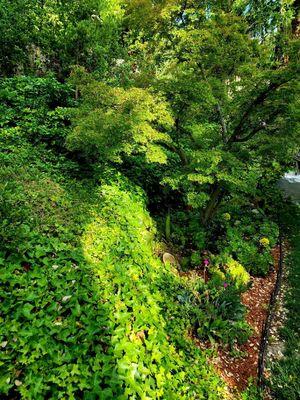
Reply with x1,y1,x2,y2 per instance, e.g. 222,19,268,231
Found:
163,253,176,265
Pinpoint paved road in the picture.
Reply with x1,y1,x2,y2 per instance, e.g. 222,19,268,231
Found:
278,173,300,202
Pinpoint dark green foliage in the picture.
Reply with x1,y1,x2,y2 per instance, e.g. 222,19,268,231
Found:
159,264,251,349
234,0,292,38
0,76,74,146
195,284,252,347
120,0,300,229
0,0,122,77
217,214,279,275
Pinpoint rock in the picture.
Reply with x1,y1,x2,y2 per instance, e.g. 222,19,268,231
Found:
163,252,176,265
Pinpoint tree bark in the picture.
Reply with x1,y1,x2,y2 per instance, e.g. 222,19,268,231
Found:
201,184,224,225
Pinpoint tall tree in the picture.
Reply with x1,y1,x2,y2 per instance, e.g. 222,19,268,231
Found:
67,0,299,224
126,0,300,223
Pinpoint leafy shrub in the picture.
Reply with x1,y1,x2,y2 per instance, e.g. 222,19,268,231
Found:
161,271,251,348
210,256,250,290
0,76,74,146
66,74,173,164
217,213,279,275
195,284,252,347
241,383,262,400
155,209,206,255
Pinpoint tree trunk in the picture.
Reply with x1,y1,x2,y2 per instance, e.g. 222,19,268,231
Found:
201,184,224,225
292,0,300,37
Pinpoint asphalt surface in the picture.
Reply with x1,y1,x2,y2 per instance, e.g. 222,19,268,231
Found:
278,173,300,202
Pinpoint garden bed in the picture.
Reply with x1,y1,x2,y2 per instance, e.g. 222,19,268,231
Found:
193,247,282,391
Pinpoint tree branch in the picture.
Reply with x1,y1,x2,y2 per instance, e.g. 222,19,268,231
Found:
234,125,266,143
231,109,282,144
228,77,292,145
158,141,188,165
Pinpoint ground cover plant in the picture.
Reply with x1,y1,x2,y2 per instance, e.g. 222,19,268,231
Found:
0,0,299,399
0,128,226,399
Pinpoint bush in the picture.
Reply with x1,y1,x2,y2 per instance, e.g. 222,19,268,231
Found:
210,255,250,290
162,270,252,348
0,76,74,146
195,284,252,347
217,213,279,275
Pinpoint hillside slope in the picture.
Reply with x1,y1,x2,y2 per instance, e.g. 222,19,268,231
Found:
0,128,226,399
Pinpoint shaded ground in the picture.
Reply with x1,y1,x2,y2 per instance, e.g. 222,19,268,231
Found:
194,248,281,391
213,262,278,390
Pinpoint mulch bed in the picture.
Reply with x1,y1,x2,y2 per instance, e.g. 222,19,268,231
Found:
189,247,281,392
211,247,280,390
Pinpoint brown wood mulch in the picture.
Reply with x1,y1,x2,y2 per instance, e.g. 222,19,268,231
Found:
215,277,276,388
210,247,280,391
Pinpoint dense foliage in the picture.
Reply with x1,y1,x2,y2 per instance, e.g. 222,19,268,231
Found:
0,0,122,77
0,127,229,399
0,0,299,399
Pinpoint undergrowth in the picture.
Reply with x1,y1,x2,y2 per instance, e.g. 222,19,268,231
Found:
0,128,226,399
0,75,284,400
